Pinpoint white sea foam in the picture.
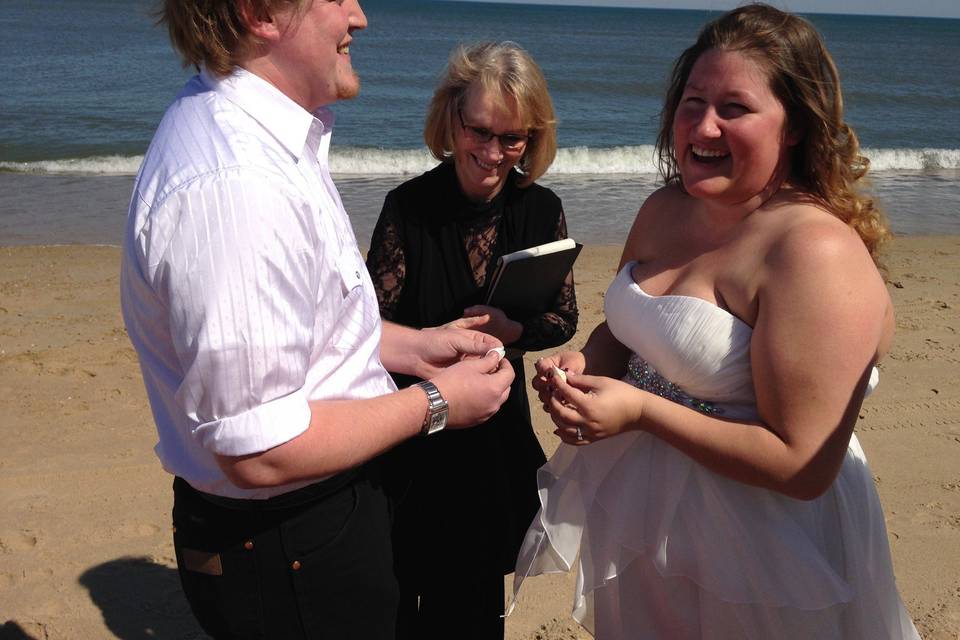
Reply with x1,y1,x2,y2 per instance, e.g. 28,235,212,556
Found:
863,147,960,171
0,155,146,176
2,146,958,177
550,146,661,174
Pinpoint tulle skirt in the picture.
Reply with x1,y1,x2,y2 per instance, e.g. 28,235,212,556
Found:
511,431,919,640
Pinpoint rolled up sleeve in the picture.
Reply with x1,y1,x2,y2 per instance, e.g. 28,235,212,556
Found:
194,387,312,455
156,170,321,456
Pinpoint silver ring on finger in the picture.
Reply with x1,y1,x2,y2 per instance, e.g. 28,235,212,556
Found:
576,426,583,441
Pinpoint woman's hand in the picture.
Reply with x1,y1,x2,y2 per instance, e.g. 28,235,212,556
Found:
445,304,523,346
531,351,586,403
544,372,644,445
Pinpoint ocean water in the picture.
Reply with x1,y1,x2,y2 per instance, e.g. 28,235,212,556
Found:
1,0,958,245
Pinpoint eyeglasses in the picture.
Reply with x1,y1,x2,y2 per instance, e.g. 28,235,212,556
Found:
458,109,531,153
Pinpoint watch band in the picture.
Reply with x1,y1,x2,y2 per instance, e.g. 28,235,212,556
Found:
414,380,449,436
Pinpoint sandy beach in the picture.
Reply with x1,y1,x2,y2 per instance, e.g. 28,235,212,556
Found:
1,237,958,639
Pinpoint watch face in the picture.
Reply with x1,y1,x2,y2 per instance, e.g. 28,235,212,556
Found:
417,381,448,436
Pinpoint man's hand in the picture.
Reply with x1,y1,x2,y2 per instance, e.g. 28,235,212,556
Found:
431,351,515,428
413,326,503,378
380,321,502,378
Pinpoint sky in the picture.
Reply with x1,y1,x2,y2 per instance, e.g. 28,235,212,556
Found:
449,0,960,19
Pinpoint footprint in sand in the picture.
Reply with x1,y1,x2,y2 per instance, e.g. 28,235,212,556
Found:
117,522,162,538
0,530,38,553
909,503,960,531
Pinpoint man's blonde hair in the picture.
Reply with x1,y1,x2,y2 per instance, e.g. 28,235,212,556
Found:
159,0,309,76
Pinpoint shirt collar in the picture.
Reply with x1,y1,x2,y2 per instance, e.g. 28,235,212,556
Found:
200,66,334,162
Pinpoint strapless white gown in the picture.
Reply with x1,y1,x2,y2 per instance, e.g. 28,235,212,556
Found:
511,262,919,639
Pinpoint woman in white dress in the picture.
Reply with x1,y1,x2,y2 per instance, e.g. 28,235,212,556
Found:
512,4,920,639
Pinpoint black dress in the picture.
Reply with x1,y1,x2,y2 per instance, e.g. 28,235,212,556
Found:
366,161,578,637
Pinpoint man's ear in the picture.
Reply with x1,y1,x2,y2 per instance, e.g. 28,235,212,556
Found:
238,1,282,41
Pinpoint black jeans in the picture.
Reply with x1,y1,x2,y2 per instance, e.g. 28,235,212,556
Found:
395,568,506,640
172,469,398,639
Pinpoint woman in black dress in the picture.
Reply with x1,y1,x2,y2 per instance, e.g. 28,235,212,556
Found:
366,41,578,640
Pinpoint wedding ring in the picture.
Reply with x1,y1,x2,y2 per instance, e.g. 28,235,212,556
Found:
486,346,506,360
576,427,583,441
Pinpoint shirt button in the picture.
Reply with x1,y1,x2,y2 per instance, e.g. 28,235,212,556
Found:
243,540,254,551
291,560,302,571
355,270,361,279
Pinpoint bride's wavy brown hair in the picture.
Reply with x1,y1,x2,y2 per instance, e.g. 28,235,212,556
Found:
656,3,891,267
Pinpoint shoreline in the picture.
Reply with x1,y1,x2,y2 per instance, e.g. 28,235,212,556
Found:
0,226,957,252
0,237,958,639
2,170,959,248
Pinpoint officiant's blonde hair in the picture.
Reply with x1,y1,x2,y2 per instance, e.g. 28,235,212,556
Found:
424,41,558,187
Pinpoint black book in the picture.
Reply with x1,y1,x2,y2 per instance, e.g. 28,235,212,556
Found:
485,238,582,314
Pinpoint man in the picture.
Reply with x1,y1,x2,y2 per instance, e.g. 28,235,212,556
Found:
119,1,514,637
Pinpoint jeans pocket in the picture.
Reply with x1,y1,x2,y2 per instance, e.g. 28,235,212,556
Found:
280,480,398,639
173,504,263,638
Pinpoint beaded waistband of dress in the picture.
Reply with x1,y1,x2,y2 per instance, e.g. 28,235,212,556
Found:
624,353,724,416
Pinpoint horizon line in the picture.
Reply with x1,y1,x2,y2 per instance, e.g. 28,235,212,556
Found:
438,0,960,21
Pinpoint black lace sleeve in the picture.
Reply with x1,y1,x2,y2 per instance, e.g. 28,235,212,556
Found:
512,209,579,352
365,195,406,321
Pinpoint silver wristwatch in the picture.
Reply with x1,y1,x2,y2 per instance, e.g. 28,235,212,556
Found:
414,380,448,436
